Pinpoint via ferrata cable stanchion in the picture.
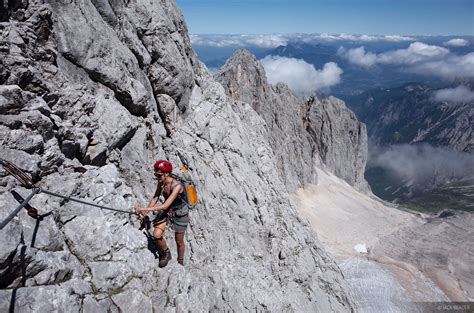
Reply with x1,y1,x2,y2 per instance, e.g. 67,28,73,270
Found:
0,188,40,230
1,159,137,230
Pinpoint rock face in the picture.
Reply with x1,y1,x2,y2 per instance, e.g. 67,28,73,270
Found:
0,0,355,312
345,83,474,153
345,83,473,203
305,95,368,191
214,49,369,192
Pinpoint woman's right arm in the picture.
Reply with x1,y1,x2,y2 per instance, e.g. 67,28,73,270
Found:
147,183,162,208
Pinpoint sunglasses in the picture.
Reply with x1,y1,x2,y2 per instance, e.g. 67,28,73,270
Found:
154,171,166,177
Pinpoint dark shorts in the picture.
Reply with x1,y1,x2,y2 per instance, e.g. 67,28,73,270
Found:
170,214,190,233
153,212,189,233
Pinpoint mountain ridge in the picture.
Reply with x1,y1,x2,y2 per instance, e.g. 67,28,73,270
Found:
345,82,473,152
215,49,369,192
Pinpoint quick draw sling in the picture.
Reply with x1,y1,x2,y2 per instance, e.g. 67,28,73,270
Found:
0,158,136,230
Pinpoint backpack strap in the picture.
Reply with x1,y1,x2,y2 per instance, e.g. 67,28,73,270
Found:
170,180,180,189
170,180,183,195
169,180,190,217
168,180,185,207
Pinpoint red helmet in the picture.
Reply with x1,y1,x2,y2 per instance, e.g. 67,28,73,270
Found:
154,160,173,173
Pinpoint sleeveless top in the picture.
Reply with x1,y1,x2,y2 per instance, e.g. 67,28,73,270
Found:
162,180,187,216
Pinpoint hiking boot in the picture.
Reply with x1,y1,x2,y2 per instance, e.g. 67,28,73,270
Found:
177,257,184,266
159,249,172,268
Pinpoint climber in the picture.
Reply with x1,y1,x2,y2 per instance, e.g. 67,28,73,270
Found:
134,160,189,268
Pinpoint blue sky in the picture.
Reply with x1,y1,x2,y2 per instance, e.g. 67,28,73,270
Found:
176,0,474,35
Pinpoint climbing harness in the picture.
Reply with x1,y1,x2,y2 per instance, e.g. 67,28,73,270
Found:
0,158,136,230
136,213,151,231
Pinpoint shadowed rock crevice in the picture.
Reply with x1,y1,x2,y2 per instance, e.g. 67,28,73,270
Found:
0,0,9,22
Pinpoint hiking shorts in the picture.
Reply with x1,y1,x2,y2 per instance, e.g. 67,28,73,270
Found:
153,212,189,233
170,214,189,233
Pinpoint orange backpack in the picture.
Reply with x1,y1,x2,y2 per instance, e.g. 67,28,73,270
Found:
171,166,198,209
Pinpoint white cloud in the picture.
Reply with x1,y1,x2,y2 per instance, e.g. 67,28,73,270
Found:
444,38,469,47
370,144,474,189
339,42,450,67
192,34,473,81
383,35,417,42
433,85,474,103
318,33,415,42
190,35,247,47
241,35,288,48
412,52,474,80
190,33,416,48
337,42,474,80
260,56,343,95
337,46,377,67
189,34,288,48
377,42,450,64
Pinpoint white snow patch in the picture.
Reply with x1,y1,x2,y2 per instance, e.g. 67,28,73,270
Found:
354,244,368,254
290,168,420,261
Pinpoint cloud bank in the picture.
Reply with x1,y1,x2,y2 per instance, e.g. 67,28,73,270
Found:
376,42,449,64
338,42,449,67
337,46,377,67
338,42,474,80
411,52,474,80
260,56,343,95
190,33,416,48
370,144,474,190
444,38,469,47
316,33,415,42
190,34,288,48
433,85,474,103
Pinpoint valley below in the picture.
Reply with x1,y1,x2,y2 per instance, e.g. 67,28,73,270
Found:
291,169,473,310
366,167,474,213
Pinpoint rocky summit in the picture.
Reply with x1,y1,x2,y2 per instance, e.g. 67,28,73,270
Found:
0,0,371,311
215,49,369,193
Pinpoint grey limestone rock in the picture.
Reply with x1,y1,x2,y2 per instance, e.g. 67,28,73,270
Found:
215,49,369,192
0,126,44,153
0,0,357,311
111,289,153,313
50,0,155,116
0,147,41,179
306,96,369,190
0,285,82,313
214,50,318,192
157,93,182,135
0,85,36,115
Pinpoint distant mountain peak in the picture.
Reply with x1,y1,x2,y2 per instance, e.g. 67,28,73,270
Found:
214,49,269,106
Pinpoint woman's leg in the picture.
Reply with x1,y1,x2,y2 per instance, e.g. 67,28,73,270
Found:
153,221,168,252
175,231,185,265
154,221,172,267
